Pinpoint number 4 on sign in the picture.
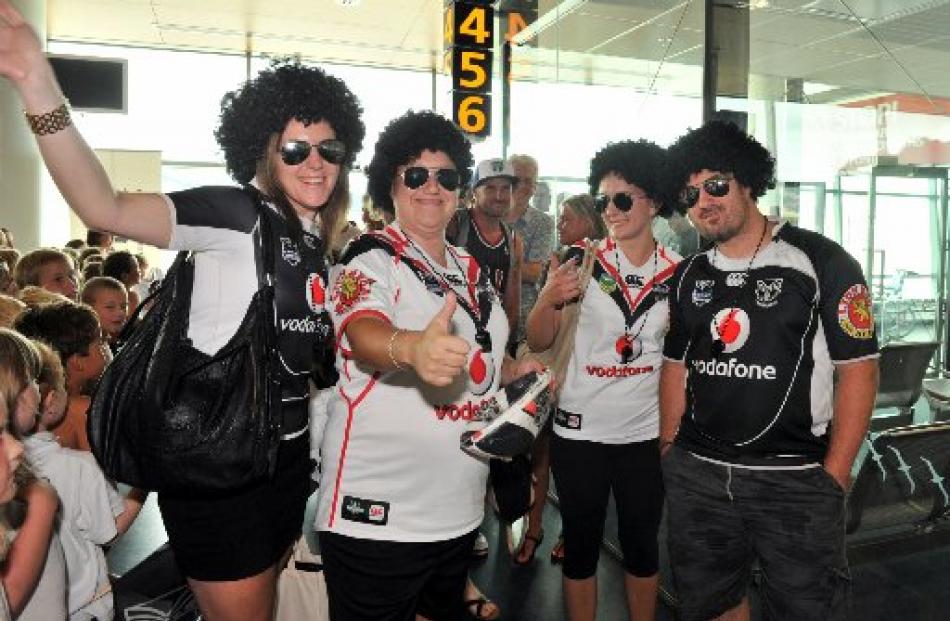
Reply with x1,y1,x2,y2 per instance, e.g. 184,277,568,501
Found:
460,6,491,44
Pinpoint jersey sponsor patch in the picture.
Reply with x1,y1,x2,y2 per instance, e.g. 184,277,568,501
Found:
755,278,783,308
554,409,582,430
340,495,390,526
624,274,645,288
280,237,301,266
710,307,751,354
837,284,874,339
332,268,375,314
692,279,715,306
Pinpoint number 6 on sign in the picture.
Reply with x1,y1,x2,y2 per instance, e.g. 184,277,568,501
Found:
453,92,491,137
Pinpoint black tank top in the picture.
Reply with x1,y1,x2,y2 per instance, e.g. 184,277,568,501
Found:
450,210,512,295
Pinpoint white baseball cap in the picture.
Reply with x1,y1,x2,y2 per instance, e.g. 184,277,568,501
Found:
472,158,518,188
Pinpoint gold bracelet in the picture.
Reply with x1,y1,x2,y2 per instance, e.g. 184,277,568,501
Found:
387,329,405,370
24,102,72,136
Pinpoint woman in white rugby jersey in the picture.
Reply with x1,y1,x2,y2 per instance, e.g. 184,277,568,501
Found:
527,141,681,621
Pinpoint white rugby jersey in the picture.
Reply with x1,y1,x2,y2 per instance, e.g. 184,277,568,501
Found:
556,238,681,444
316,224,509,542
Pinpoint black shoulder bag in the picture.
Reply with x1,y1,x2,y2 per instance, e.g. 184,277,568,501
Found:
88,194,282,494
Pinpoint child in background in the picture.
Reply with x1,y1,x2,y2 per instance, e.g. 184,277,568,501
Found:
12,249,78,301
81,277,129,344
8,340,69,620
101,251,141,313
0,329,59,620
0,296,24,329
21,337,143,620
14,302,111,451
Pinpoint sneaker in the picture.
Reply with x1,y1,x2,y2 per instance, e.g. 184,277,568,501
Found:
461,370,553,460
472,530,489,559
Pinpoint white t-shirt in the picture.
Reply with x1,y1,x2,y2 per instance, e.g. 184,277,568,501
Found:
556,238,681,444
24,433,124,617
316,224,509,542
11,529,67,620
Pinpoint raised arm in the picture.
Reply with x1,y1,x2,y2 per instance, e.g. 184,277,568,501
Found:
525,253,579,351
0,2,171,248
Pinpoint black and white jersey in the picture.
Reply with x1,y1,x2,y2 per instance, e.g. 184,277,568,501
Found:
164,186,334,434
447,209,513,296
663,219,879,466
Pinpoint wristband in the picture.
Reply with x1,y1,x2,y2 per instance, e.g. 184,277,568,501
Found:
387,329,405,370
24,101,72,136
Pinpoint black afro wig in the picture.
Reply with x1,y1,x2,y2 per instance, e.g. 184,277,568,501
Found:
588,139,671,217
664,120,776,213
366,110,474,216
215,59,365,184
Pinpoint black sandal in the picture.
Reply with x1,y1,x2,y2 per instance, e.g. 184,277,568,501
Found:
513,528,544,566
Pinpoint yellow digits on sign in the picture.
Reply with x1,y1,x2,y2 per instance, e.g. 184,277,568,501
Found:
459,51,487,89
459,96,487,133
459,7,490,45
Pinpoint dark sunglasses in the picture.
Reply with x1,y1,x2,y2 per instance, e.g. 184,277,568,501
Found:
279,139,347,166
679,174,733,209
400,167,461,191
593,192,644,213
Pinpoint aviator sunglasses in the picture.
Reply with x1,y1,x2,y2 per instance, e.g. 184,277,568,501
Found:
679,173,733,209
400,167,462,192
593,192,646,214
279,139,347,166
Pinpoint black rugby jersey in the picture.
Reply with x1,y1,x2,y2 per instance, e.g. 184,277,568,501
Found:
447,209,513,296
663,220,879,466
167,186,335,434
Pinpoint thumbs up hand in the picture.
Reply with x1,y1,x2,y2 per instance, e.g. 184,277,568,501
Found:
409,292,472,387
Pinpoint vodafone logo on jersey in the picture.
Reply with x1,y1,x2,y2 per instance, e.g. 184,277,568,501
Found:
709,308,750,354
468,348,495,396
306,273,327,313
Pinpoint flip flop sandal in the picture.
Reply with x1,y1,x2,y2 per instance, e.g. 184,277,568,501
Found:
514,528,544,566
464,596,501,620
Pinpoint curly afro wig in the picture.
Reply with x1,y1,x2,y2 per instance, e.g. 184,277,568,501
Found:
366,110,474,216
664,121,776,213
588,140,671,217
215,59,365,184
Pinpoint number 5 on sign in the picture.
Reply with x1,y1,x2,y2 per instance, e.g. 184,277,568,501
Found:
453,92,491,137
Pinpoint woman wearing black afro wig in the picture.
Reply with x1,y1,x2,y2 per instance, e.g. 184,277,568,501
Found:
316,109,544,620
529,138,679,621
0,11,364,617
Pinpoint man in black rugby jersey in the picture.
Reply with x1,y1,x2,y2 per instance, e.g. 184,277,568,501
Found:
658,121,879,621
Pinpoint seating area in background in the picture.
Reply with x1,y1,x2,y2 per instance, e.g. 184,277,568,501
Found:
870,341,940,431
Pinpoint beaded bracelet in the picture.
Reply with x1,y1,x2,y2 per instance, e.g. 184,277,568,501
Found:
24,101,72,136
388,329,405,370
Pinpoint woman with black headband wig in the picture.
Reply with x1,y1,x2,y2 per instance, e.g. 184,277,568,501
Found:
0,4,364,617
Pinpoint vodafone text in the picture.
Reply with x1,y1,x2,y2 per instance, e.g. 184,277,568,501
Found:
434,399,493,421
585,365,654,378
691,358,777,380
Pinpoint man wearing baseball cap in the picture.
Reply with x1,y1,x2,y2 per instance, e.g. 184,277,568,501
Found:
447,158,523,341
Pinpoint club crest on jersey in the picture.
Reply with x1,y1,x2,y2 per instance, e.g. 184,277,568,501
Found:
692,279,715,306
837,284,874,339
332,269,375,314
306,273,327,313
755,278,783,308
598,273,618,294
625,274,645,288
726,272,748,287
709,307,751,354
301,232,318,250
280,237,301,266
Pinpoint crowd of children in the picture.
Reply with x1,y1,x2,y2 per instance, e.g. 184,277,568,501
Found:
0,232,150,620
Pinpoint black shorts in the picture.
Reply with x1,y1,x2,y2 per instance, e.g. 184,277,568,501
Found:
319,530,477,621
157,432,312,581
662,444,850,621
550,432,664,579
